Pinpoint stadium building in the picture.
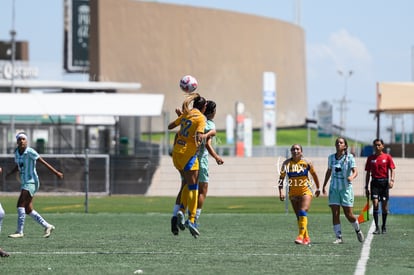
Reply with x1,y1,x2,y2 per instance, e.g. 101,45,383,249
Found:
88,0,307,133
0,0,306,194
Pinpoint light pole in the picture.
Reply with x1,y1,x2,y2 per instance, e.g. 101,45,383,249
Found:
10,0,17,152
10,0,16,95
337,70,353,136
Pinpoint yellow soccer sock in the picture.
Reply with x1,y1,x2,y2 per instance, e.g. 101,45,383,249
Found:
304,228,309,238
187,183,198,223
298,216,308,237
298,210,308,237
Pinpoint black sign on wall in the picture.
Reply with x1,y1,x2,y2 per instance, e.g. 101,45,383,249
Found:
0,41,28,61
64,0,90,73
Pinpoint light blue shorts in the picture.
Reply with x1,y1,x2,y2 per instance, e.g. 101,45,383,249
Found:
328,185,354,207
198,156,209,183
21,182,39,197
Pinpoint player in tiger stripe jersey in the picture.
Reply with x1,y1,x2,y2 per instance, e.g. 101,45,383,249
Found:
168,93,206,238
278,144,320,245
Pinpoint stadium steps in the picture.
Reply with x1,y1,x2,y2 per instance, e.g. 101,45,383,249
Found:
147,156,413,197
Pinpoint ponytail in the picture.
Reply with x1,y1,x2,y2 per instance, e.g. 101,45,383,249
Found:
181,93,206,114
182,93,200,114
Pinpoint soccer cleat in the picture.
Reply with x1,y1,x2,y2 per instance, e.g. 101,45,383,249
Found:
8,232,24,238
333,237,343,244
193,221,199,229
356,230,364,242
294,236,304,245
373,227,381,234
185,219,199,229
0,248,10,257
187,221,200,238
176,211,186,231
43,225,55,238
303,237,311,245
171,216,179,235
381,226,387,234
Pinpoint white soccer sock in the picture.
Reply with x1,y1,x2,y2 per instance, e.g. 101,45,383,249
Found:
351,221,360,231
172,204,180,216
196,208,202,220
333,224,342,238
17,207,26,233
29,210,49,228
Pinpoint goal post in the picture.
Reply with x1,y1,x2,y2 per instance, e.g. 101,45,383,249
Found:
0,153,110,195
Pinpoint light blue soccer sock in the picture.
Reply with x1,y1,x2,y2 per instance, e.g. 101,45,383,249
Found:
17,207,26,233
172,204,180,216
351,220,360,232
196,208,202,221
29,210,49,228
333,224,342,239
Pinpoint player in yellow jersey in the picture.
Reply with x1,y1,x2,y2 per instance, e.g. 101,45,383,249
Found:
168,93,206,238
170,100,223,236
278,144,320,245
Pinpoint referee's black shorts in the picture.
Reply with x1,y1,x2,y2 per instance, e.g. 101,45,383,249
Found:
370,178,389,201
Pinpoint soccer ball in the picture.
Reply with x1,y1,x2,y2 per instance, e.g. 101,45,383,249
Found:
179,75,198,93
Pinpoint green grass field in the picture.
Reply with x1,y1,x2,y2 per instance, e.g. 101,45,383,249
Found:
0,196,412,274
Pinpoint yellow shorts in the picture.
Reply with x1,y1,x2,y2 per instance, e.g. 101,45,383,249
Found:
289,187,313,197
172,152,199,171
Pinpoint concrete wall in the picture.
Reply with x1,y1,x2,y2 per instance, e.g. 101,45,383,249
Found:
147,156,413,197
89,0,307,132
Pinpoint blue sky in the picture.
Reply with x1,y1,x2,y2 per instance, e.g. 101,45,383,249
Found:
1,0,413,143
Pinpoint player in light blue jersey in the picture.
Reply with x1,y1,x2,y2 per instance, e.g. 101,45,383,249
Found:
6,132,63,238
322,137,364,244
195,100,224,225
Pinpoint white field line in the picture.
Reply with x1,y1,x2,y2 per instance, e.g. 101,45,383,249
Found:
354,215,376,275
9,251,345,257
